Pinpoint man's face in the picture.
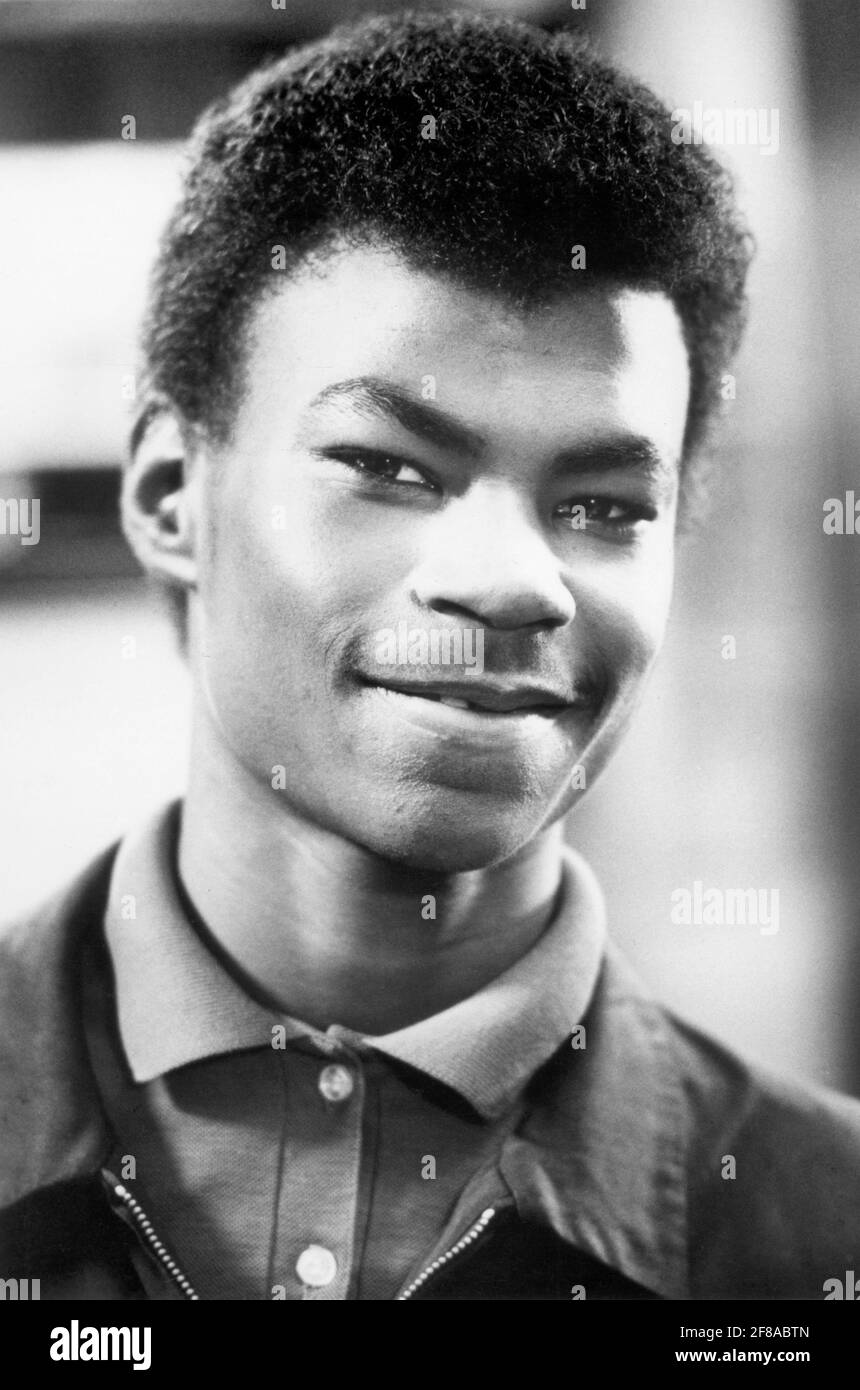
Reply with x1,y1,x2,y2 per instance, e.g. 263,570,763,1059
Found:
190,243,689,871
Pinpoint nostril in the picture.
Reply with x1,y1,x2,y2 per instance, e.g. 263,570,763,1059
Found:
425,598,486,624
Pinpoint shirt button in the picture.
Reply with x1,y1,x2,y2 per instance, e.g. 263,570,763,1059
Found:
318,1063,354,1102
296,1245,337,1288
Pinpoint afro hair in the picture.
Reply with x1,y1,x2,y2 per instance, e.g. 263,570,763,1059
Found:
137,9,752,478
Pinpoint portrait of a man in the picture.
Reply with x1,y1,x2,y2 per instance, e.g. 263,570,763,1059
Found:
2,3,860,1322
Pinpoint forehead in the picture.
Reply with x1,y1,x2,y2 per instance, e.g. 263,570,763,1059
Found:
240,243,690,459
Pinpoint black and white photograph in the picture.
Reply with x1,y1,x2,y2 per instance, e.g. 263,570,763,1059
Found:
1,0,860,1354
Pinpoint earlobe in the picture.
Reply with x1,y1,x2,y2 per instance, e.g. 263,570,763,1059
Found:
122,408,199,590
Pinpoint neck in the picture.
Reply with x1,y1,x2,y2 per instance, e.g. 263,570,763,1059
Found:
177,709,566,1035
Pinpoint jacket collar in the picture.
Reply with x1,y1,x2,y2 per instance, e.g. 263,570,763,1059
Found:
0,841,690,1300
0,845,118,1210
499,941,689,1300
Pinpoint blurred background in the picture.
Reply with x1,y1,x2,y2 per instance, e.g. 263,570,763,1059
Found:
2,0,859,1094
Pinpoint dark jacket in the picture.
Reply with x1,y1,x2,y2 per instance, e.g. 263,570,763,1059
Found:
2,843,860,1301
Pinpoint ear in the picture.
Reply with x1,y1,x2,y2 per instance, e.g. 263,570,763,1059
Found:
122,406,199,590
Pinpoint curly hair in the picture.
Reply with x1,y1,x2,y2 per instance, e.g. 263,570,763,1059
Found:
137,9,752,477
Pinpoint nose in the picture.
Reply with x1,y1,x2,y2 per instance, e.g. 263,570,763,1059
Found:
409,484,576,632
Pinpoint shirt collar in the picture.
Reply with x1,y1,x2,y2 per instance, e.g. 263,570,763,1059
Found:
105,802,279,1081
366,849,606,1118
105,800,606,1118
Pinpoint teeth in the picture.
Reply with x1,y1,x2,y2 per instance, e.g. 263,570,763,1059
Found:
439,697,471,709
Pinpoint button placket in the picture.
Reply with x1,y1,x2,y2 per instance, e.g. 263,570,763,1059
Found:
273,1044,365,1299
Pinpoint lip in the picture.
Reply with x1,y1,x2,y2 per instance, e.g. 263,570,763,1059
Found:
357,678,595,749
357,676,585,715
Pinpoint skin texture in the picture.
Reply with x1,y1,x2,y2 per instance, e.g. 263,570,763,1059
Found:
125,242,690,1031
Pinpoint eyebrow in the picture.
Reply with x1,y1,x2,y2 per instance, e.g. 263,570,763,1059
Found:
310,376,487,459
549,438,676,483
309,375,676,479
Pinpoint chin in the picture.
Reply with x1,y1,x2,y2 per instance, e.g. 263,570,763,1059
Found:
345,799,547,875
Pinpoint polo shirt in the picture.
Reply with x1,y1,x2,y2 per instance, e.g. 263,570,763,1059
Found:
90,801,606,1300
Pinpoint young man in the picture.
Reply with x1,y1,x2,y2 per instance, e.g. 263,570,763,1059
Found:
2,11,859,1302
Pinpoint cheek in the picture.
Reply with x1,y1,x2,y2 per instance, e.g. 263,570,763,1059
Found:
577,534,676,692
198,470,410,702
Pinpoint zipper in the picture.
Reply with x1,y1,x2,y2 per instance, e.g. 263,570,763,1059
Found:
396,1207,497,1301
110,1177,495,1302
110,1180,200,1301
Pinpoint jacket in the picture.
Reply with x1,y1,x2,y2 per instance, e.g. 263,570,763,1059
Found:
2,841,860,1301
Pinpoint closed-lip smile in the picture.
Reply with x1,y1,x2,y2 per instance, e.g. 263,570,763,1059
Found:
358,677,589,715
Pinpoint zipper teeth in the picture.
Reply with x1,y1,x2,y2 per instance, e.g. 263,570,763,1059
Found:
397,1207,497,1301
112,1182,495,1303
112,1183,200,1301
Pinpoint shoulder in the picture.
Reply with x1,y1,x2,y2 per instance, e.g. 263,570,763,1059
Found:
658,997,860,1299
0,840,118,998
596,943,860,1163
546,945,860,1299
0,842,119,1207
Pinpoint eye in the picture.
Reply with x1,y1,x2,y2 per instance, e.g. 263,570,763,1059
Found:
557,496,656,534
320,447,437,491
